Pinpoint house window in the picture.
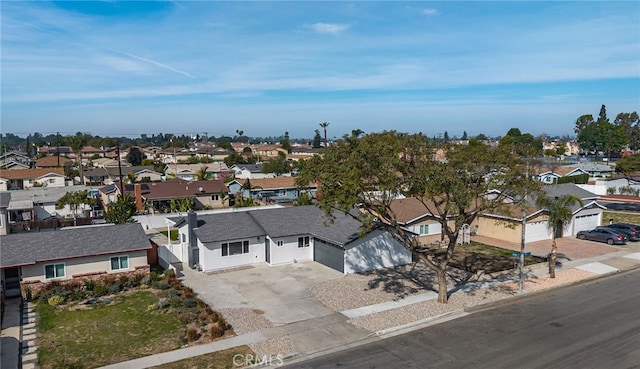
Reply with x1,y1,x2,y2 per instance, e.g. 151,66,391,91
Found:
110,256,129,270
278,190,287,197
48,178,55,184
28,179,34,184
211,194,219,201
419,224,429,235
182,234,186,242
298,236,310,248
44,263,65,279
222,240,250,256
277,240,284,247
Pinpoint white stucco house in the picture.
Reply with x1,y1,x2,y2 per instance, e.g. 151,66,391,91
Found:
168,206,413,274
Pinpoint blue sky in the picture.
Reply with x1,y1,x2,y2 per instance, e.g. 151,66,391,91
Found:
1,1,639,140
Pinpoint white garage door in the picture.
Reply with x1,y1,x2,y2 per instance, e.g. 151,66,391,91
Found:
525,221,551,243
573,213,600,234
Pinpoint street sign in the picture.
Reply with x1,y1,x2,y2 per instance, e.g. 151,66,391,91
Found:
511,252,531,257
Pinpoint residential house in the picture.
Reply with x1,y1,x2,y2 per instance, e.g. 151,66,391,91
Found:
534,165,589,184
230,163,273,179
387,197,454,246
474,183,605,243
168,163,231,181
82,166,163,186
34,155,73,169
91,157,126,168
113,179,229,213
0,223,152,298
227,177,317,204
170,206,412,274
0,151,32,170
0,168,67,190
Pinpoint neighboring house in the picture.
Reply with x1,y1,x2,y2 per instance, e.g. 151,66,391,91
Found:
91,157,127,168
0,168,66,190
34,155,73,169
578,176,640,196
38,146,73,156
534,165,589,184
169,206,412,274
475,183,605,243
0,151,32,170
1,185,96,230
116,179,229,213
227,177,317,204
578,162,615,178
0,192,10,236
168,163,230,181
230,164,274,179
0,223,152,298
387,197,453,245
83,166,163,186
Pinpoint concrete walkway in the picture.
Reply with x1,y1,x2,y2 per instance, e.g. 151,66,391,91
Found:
1,298,21,369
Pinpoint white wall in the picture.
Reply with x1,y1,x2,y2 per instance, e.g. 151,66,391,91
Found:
199,238,265,272
268,235,313,265
344,230,412,274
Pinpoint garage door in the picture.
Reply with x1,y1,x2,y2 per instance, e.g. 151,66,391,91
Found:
314,239,344,273
525,221,551,243
573,213,600,234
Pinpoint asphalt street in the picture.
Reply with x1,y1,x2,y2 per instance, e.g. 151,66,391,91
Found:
287,268,640,369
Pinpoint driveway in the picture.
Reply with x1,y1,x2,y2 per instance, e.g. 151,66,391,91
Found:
473,235,622,261
180,261,343,325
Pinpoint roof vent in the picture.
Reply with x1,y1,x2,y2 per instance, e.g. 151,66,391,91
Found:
198,187,204,193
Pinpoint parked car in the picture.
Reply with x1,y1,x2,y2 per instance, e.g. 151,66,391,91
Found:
602,223,640,241
576,228,628,245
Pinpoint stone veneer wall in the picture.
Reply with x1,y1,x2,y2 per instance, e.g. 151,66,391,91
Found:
20,265,150,299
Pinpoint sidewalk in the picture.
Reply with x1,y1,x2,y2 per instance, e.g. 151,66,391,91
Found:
86,247,640,368
1,298,21,369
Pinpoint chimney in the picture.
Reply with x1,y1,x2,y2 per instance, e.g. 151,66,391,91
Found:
134,183,144,211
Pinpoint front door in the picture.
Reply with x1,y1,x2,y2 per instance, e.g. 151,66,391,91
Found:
2,267,22,298
265,239,270,264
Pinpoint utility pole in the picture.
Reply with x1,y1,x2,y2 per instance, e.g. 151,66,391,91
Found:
117,140,124,196
56,132,60,167
518,157,529,294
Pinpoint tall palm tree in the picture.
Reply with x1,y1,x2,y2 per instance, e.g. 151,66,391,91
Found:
70,134,87,185
536,194,584,278
319,121,330,148
195,166,208,181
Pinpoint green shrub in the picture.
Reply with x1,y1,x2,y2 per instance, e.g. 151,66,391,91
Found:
48,295,64,306
107,283,122,295
168,296,182,309
94,285,108,297
84,279,96,291
152,281,170,290
183,298,197,309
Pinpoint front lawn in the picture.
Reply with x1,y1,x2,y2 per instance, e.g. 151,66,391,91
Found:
446,242,546,274
36,290,183,368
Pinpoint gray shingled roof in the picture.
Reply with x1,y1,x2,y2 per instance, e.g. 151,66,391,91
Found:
0,223,151,268
0,192,11,208
193,211,267,243
542,183,598,200
189,206,362,246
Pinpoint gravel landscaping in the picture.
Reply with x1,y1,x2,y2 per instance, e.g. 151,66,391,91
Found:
347,268,598,333
217,307,274,335
249,336,294,358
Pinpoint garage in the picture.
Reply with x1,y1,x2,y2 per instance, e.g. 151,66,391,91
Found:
313,239,344,273
573,213,600,234
525,221,552,243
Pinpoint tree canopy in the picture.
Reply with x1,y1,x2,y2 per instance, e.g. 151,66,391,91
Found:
127,147,144,166
104,195,137,224
297,131,537,303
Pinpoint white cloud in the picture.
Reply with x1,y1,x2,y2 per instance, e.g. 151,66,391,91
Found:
421,8,438,16
308,22,350,35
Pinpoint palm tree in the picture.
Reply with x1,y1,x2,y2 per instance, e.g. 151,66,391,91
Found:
126,172,137,184
319,121,330,148
70,134,87,185
195,166,209,181
536,194,584,278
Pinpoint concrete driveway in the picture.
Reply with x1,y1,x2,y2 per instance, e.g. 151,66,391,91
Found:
473,235,623,261
180,261,343,325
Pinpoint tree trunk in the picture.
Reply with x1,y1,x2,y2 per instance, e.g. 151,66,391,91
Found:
437,268,448,303
549,236,557,278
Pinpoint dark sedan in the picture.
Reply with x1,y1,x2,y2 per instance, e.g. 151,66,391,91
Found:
577,228,628,245
602,223,640,241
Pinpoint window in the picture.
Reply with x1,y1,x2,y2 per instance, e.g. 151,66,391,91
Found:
277,240,284,247
28,179,34,184
419,224,429,235
110,256,129,270
279,190,287,197
182,234,186,242
48,178,56,184
44,263,65,279
211,194,219,201
298,236,310,248
222,240,250,256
